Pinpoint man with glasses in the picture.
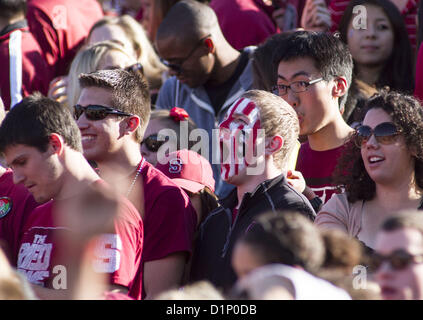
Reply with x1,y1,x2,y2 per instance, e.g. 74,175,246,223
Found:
273,31,354,207
373,210,423,300
154,0,255,199
76,69,197,299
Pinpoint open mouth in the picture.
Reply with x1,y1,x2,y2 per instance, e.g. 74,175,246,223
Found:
368,156,385,164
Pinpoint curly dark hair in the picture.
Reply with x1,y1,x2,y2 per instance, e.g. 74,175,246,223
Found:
333,90,423,203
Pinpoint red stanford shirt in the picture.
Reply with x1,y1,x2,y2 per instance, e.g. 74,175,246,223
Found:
139,160,197,298
0,21,53,110
296,141,346,204
26,0,104,77
0,169,38,266
17,182,144,299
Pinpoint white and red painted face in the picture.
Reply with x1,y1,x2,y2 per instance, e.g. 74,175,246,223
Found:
219,97,261,183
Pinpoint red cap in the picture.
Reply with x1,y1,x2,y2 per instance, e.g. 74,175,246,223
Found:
155,149,215,193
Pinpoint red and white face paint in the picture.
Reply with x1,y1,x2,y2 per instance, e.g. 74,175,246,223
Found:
219,97,261,181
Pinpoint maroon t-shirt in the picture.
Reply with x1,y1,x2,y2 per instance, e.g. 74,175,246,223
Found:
296,141,346,204
140,161,197,298
17,181,144,299
0,169,38,266
0,23,53,110
26,0,104,77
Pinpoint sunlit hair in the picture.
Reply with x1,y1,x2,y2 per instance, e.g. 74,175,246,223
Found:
88,15,166,91
333,90,423,202
67,40,135,108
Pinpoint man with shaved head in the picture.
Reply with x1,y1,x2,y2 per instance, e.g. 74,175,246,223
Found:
154,0,255,199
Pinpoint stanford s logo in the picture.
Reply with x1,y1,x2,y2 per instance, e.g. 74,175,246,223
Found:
169,159,183,174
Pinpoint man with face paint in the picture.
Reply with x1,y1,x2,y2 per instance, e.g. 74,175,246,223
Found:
189,90,315,292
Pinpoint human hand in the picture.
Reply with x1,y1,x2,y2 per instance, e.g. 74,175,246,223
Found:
286,170,306,194
48,76,68,105
300,0,332,32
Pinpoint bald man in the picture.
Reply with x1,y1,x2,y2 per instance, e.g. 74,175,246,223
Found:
154,0,255,199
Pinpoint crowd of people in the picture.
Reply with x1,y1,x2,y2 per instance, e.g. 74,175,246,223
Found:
1,0,423,301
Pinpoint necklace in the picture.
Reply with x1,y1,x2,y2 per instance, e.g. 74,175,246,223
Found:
126,158,146,197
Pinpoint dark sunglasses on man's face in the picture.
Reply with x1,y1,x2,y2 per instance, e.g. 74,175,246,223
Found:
141,134,168,152
354,122,401,148
74,104,132,121
369,249,423,272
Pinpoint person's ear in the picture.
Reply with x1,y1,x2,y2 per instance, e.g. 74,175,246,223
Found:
332,76,348,98
124,115,140,135
204,37,215,54
265,135,284,155
49,133,64,155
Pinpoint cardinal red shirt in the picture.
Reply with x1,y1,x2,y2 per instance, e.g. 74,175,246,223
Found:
140,160,197,298
0,20,53,110
26,0,104,77
296,141,346,204
0,169,38,266
17,181,143,299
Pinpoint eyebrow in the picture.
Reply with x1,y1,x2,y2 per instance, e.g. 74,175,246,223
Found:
8,154,26,167
277,71,311,81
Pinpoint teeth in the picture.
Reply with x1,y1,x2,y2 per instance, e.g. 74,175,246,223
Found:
82,136,95,141
369,156,383,163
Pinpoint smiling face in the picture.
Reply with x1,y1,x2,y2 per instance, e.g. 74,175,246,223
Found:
5,144,60,203
76,87,127,162
347,4,394,68
277,57,338,136
360,108,414,186
219,98,262,185
375,228,423,300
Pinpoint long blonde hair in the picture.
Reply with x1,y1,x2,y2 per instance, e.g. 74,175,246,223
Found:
88,15,166,91
67,40,134,108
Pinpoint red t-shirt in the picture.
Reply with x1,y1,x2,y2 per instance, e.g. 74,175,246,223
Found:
295,141,346,204
16,182,144,299
140,161,197,298
0,23,53,110
26,0,104,77
0,169,38,266
329,0,418,51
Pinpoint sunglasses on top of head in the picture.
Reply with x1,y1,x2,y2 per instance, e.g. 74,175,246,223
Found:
73,104,132,121
369,249,423,272
353,122,401,148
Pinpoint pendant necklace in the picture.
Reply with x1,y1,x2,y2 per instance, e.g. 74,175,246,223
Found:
126,158,146,197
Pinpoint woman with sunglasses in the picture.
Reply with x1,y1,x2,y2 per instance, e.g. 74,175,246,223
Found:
315,90,423,252
141,107,198,166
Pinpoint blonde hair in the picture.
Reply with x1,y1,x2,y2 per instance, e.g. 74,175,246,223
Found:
88,15,167,91
241,90,300,170
67,40,134,109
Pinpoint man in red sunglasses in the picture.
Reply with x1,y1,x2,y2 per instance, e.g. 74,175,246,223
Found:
76,69,197,300
374,210,423,300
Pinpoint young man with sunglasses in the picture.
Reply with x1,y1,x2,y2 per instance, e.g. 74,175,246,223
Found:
0,93,143,299
76,69,197,299
373,210,423,300
154,0,255,199
274,31,354,207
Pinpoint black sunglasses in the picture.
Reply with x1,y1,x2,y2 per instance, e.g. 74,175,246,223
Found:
141,134,168,152
354,122,401,148
160,34,211,74
369,249,423,272
74,104,132,121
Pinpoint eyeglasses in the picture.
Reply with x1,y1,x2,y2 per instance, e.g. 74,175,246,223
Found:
369,249,423,272
354,122,401,148
272,78,323,96
141,134,168,152
74,104,132,121
160,34,211,75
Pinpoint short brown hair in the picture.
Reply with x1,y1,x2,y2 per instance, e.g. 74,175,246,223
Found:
241,90,299,170
79,69,151,143
381,210,423,236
